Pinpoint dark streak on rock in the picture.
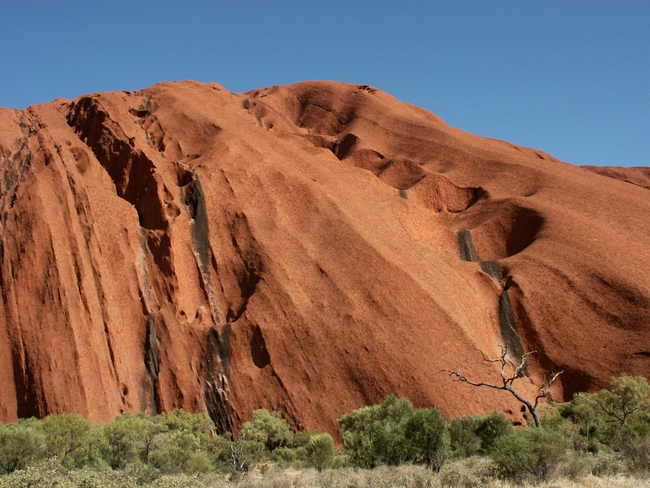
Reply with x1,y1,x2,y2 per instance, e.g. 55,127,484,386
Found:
499,289,525,361
480,260,501,280
204,325,232,434
459,229,477,262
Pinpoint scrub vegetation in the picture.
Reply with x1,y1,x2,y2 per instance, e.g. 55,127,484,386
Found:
1,375,649,487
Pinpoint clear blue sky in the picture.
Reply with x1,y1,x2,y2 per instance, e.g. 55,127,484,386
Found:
1,1,648,167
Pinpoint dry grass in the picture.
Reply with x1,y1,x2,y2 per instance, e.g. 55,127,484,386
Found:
187,463,650,488
1,461,648,487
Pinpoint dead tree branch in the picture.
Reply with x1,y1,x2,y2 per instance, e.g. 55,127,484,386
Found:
437,345,563,427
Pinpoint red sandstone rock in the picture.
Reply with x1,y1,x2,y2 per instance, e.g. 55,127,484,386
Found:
0,81,649,438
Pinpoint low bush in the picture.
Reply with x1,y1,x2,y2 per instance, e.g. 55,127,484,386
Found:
338,395,449,469
35,413,94,469
475,410,513,454
338,394,414,468
404,407,449,470
491,426,572,482
305,433,337,471
450,414,483,458
239,409,294,451
560,374,650,454
450,410,512,459
0,418,46,474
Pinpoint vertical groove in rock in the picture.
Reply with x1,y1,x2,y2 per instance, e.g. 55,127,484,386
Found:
180,174,221,326
204,325,232,433
499,289,525,360
179,172,233,433
458,229,477,262
138,229,159,415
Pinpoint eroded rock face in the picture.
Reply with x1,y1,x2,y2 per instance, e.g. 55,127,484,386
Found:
1,81,649,437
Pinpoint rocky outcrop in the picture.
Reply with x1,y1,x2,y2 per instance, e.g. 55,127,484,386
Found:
1,81,649,438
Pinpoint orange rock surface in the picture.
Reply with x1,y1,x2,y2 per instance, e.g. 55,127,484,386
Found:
1,81,648,437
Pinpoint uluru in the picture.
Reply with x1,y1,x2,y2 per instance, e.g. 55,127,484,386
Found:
1,80,648,438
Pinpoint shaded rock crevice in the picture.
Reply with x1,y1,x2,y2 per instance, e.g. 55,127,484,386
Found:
11,330,41,419
294,97,357,136
67,98,163,224
506,285,567,392
250,324,270,369
480,260,501,281
179,171,221,326
137,230,160,415
459,229,478,262
204,326,232,433
454,201,549,372
177,168,235,432
144,314,159,415
67,97,176,285
498,288,525,361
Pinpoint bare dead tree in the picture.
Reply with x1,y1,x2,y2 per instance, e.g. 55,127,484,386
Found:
229,432,255,473
437,345,562,427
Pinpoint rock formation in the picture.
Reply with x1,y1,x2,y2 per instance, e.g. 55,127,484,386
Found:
1,81,649,438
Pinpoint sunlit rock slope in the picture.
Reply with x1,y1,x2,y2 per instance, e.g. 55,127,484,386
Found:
1,80,649,437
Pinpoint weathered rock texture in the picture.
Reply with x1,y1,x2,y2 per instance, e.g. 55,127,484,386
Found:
1,81,649,437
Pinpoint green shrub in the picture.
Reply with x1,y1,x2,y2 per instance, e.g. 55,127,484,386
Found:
491,426,572,482
556,450,596,481
558,391,604,451
123,459,161,484
599,375,650,428
239,409,294,451
159,410,216,449
306,433,337,471
450,411,512,458
623,437,650,473
270,446,298,463
36,412,94,469
589,448,627,476
0,418,45,474
338,395,449,470
338,395,415,468
475,410,512,454
98,412,162,470
292,429,318,448
540,405,578,436
148,430,210,474
217,437,263,472
404,407,449,470
449,414,482,458
0,459,139,488
560,374,650,454
184,450,214,474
